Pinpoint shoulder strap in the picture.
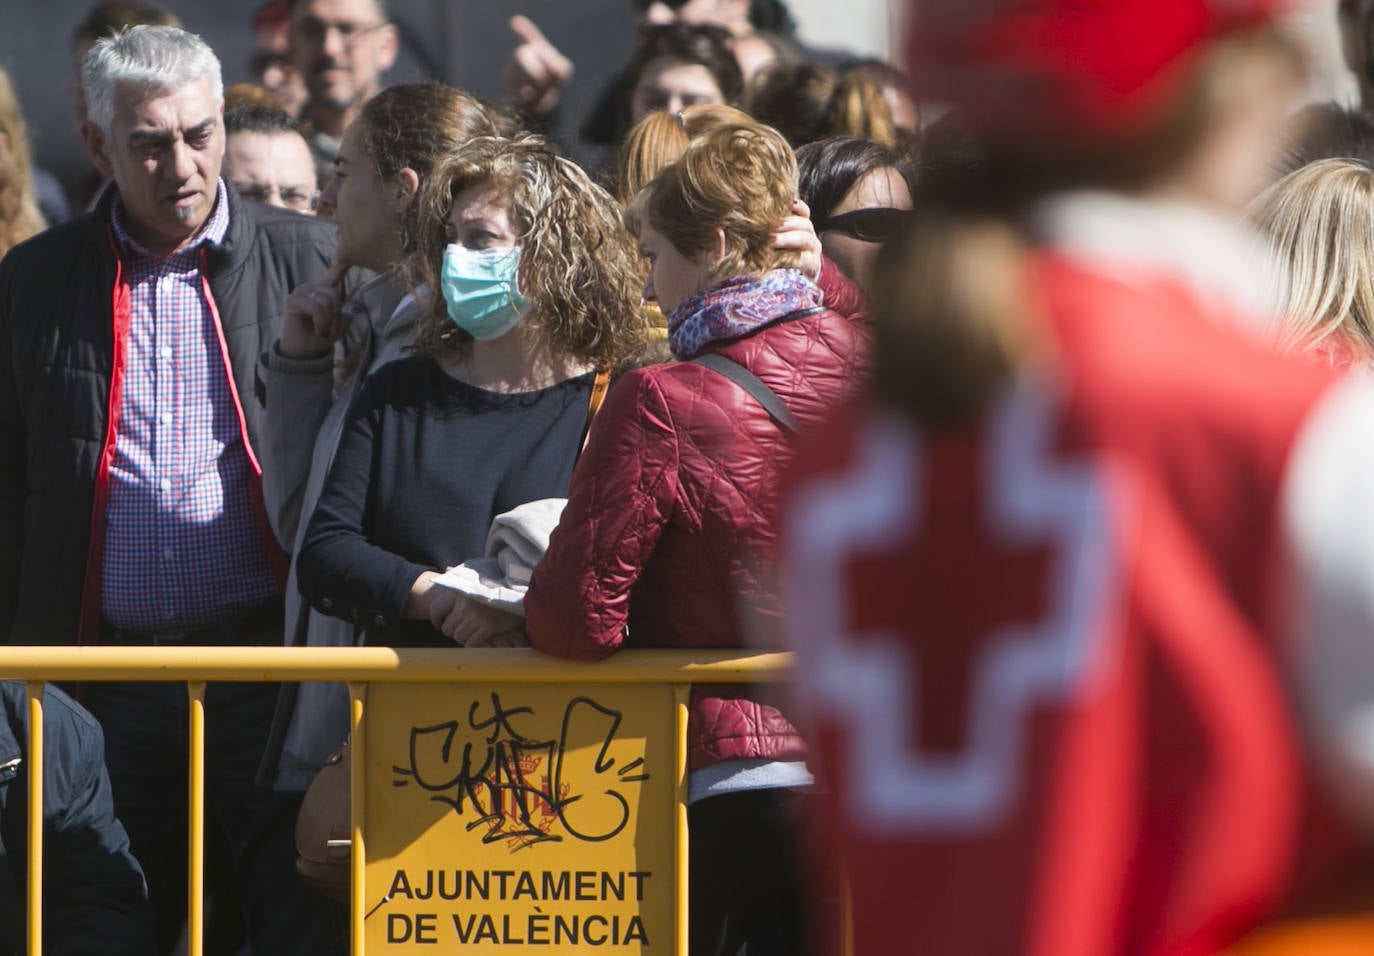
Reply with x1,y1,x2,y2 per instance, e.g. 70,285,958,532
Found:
579,369,613,455
691,352,800,434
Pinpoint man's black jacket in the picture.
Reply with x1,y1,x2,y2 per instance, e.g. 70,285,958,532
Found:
0,184,336,643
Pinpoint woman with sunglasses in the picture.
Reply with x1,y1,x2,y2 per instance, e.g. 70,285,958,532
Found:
797,135,914,294
521,121,866,956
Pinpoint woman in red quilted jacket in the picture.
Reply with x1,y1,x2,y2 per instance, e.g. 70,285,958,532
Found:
523,121,866,956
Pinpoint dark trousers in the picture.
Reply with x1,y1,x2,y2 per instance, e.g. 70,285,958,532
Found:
689,788,835,956
85,620,345,955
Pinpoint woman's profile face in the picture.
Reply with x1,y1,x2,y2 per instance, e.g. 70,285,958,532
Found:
637,220,714,316
818,165,912,294
630,56,725,125
318,120,399,271
446,180,519,251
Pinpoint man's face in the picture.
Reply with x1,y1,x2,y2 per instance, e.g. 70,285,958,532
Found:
289,0,398,114
225,130,318,214
81,77,224,254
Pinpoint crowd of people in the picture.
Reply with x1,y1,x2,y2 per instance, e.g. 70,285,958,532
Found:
5,0,1374,954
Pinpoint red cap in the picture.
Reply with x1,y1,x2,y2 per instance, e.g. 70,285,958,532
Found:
907,0,1297,140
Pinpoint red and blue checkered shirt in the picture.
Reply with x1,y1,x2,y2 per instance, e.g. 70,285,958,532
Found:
100,184,278,632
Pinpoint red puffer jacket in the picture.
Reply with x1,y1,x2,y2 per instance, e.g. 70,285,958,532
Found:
525,303,869,770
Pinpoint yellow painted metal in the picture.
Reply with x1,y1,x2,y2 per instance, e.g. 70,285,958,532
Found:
187,682,207,956
674,684,690,956
364,682,676,951
0,647,792,683
349,683,366,956
25,681,42,956
0,648,794,956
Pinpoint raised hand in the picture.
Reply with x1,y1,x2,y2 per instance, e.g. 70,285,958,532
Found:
501,15,574,116
280,260,350,359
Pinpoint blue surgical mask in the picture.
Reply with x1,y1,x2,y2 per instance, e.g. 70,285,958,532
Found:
439,245,531,341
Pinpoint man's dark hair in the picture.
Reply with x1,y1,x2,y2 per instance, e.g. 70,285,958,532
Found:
72,1,180,48
225,105,303,137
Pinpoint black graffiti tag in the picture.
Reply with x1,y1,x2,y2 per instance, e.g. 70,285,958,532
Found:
391,693,649,850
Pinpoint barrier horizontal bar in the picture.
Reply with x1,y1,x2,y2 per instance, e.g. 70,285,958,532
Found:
0,646,793,683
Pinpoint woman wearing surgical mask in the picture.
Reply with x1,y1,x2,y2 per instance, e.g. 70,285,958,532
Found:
260,83,500,792
296,134,649,647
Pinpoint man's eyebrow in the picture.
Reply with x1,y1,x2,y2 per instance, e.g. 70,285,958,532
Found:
129,118,217,147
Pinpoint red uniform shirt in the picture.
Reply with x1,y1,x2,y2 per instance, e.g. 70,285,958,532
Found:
780,250,1356,956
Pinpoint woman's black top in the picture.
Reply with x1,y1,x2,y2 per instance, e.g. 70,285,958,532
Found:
297,355,594,646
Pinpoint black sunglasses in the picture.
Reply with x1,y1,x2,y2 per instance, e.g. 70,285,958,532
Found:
634,0,692,8
817,207,908,243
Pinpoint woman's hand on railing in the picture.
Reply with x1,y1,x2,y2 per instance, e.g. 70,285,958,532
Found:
428,590,529,648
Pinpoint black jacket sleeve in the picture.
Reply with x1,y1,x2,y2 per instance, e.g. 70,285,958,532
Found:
296,373,433,630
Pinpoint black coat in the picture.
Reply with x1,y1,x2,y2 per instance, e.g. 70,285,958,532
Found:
0,184,336,643
0,681,152,954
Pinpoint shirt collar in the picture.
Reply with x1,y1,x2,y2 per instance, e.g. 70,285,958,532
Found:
111,179,230,260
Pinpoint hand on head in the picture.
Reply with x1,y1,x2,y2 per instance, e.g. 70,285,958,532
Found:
774,198,822,280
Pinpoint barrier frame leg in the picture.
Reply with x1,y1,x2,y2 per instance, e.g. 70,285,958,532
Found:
350,682,367,956
187,681,207,956
25,680,44,956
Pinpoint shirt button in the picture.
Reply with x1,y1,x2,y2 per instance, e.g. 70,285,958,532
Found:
160,479,172,492
162,549,174,561
160,412,173,425
159,346,172,360
320,598,334,611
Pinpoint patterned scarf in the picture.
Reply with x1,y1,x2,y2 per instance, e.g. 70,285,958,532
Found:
667,269,824,359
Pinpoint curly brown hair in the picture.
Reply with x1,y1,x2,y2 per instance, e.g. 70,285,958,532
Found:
405,134,650,370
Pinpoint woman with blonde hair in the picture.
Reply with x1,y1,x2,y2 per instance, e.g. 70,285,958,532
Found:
616,103,870,331
297,134,650,648
522,121,866,955
0,67,45,259
615,102,753,204
1250,157,1374,364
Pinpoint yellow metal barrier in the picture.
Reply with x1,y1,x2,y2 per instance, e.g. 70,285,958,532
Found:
0,646,792,956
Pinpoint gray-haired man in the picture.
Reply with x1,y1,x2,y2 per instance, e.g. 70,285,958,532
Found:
0,25,341,954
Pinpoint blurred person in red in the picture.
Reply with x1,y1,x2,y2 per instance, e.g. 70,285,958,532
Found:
777,1,1374,954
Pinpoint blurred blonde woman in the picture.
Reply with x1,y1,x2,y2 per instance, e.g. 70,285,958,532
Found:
1250,158,1374,364
0,67,45,259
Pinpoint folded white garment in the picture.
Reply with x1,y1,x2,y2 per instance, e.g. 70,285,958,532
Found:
431,498,567,615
